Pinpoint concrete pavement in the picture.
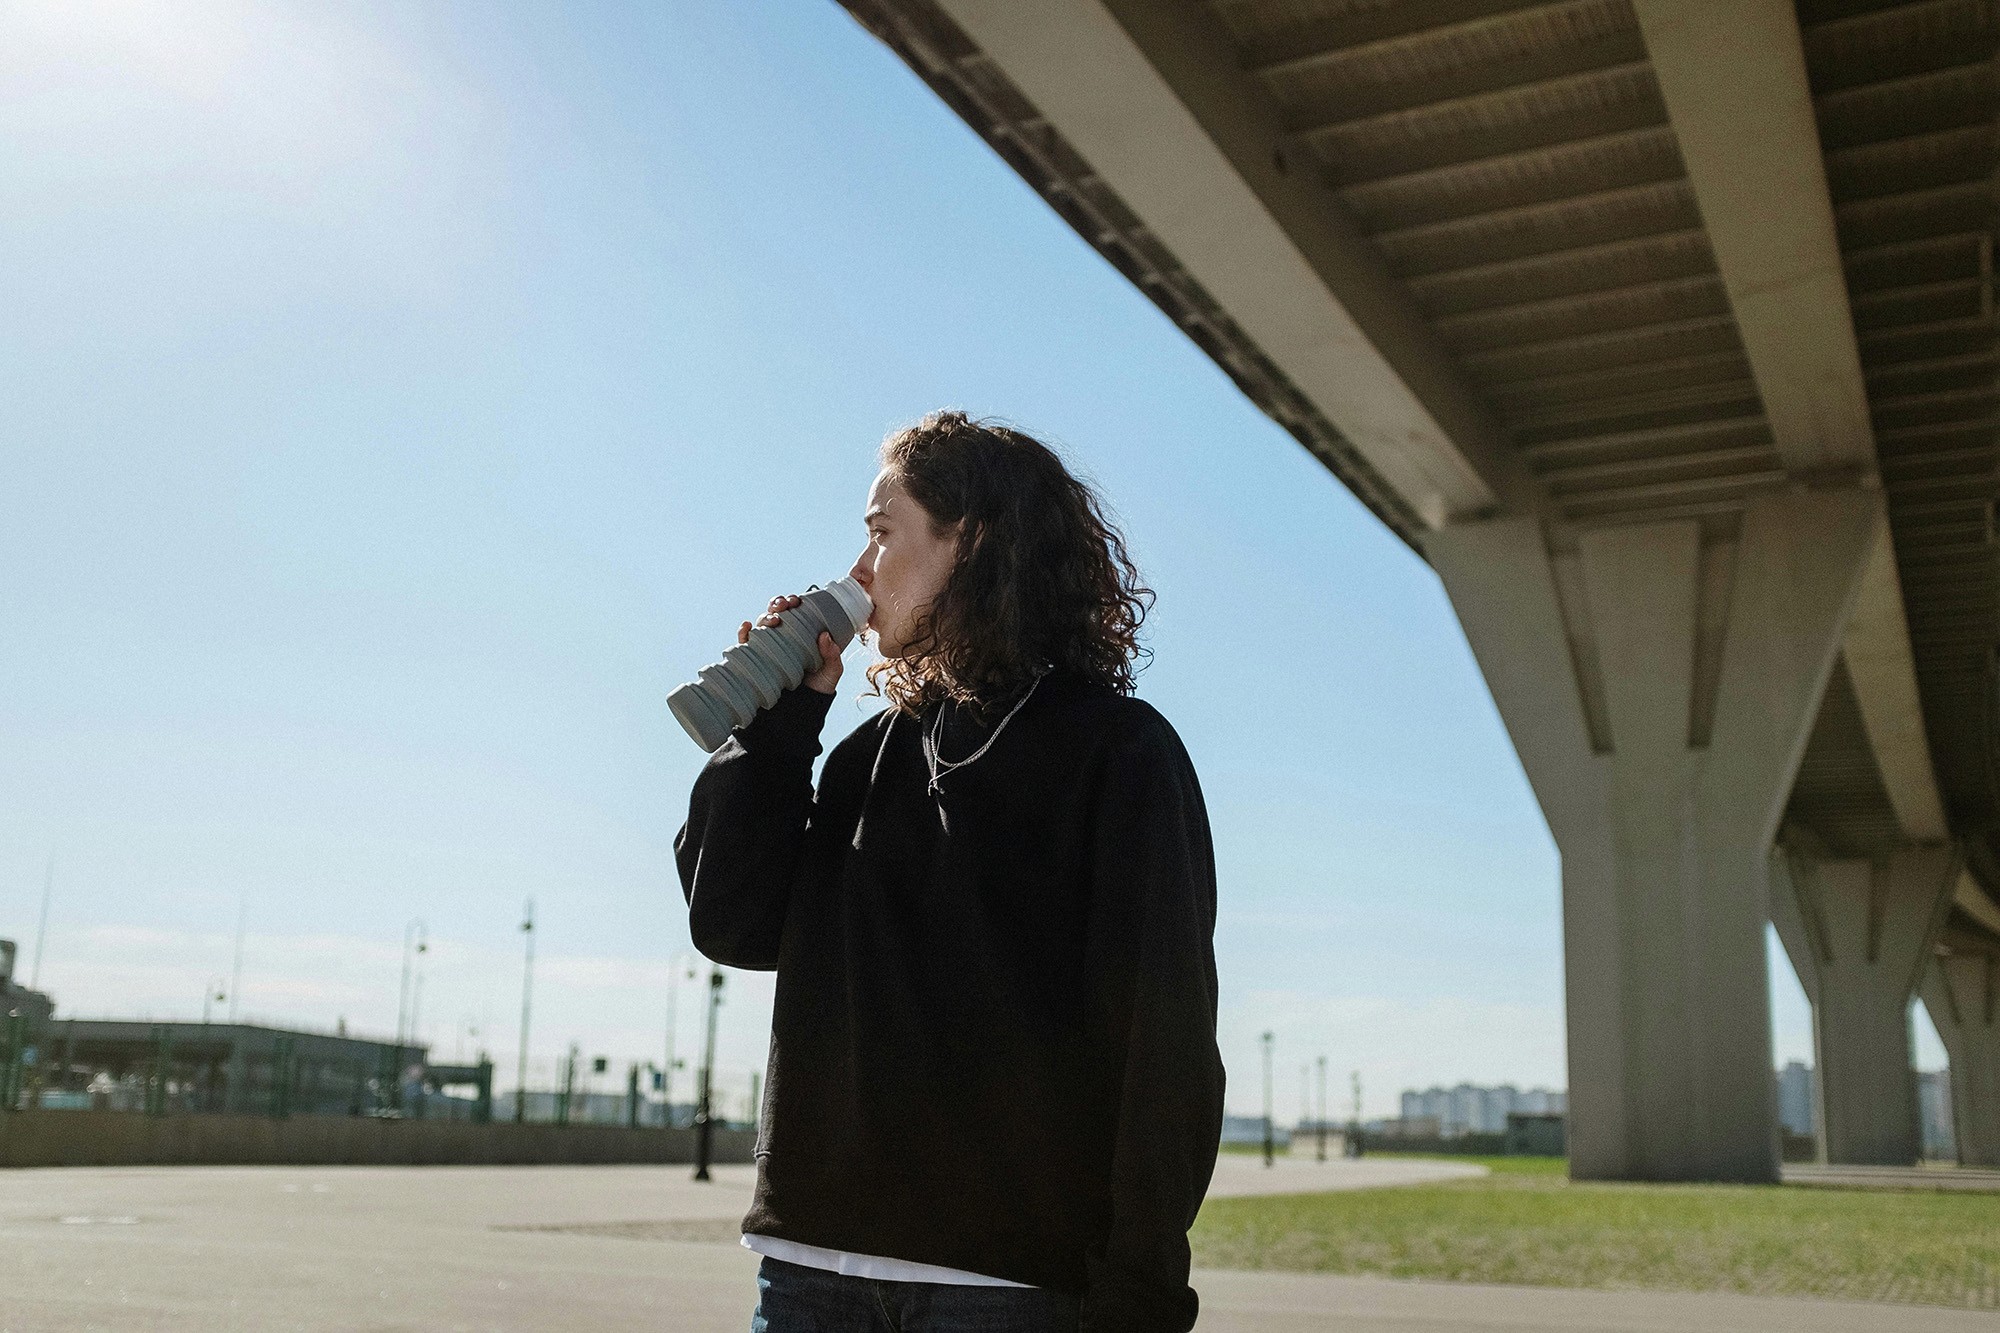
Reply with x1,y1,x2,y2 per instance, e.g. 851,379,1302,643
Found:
1,1163,1986,1331
1204,1152,1487,1196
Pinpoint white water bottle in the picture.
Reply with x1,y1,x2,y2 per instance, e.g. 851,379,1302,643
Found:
668,578,872,751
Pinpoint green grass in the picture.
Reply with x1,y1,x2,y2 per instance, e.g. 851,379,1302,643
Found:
1191,1155,2000,1309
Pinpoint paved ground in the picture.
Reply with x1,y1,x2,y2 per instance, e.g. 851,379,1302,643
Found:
2,1163,1989,1331
1206,1152,1487,1196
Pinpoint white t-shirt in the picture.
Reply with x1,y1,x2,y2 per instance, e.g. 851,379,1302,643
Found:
742,1232,1032,1287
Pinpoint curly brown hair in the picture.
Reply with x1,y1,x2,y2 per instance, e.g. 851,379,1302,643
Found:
864,411,1153,718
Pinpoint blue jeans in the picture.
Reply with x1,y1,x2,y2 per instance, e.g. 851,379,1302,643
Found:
750,1256,1081,1332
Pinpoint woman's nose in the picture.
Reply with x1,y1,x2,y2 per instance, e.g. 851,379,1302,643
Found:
849,549,872,585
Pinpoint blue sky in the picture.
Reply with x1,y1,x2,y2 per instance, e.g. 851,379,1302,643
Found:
0,0,1930,1118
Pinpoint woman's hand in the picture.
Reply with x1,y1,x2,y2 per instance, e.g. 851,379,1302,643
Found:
742,594,843,695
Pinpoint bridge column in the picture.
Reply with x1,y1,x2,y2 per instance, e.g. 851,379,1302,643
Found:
1920,951,2000,1166
1771,844,1958,1164
1427,489,1879,1181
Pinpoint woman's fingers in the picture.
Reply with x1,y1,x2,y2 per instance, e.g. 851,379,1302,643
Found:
745,593,806,643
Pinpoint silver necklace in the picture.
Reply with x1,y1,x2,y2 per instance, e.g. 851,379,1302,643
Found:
922,670,1048,795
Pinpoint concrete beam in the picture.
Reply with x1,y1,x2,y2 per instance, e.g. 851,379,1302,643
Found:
936,0,1539,527
1427,487,1880,1181
1840,514,1948,841
1771,841,1960,1165
1634,0,1947,846
1630,0,1872,473
1959,873,2000,939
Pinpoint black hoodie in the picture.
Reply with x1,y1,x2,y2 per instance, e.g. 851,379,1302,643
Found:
675,668,1224,1332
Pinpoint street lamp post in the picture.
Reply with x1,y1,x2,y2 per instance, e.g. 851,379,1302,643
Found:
1300,1063,1311,1153
393,920,427,1112
1260,1031,1275,1168
515,899,534,1123
1316,1056,1328,1163
663,952,697,1127
410,970,429,1119
229,899,246,1023
692,966,725,1182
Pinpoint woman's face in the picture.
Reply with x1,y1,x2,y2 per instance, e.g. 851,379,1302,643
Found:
849,468,960,659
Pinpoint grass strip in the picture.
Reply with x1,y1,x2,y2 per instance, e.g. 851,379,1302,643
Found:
1190,1155,2000,1309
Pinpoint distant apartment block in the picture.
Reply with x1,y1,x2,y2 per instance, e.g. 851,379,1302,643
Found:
1398,1084,1567,1137
1775,1060,1815,1138
1918,1069,1955,1161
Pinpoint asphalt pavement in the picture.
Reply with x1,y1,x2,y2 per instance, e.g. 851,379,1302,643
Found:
0,1162,1987,1331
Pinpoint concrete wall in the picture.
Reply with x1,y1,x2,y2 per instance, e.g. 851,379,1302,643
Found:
0,1110,757,1169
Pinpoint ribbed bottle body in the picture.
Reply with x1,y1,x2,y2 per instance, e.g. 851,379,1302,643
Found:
668,578,872,751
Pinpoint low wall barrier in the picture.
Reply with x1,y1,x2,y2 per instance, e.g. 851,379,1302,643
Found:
0,1109,757,1169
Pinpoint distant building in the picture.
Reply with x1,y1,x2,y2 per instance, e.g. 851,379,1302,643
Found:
1918,1070,1955,1161
31,1016,443,1118
1775,1060,1815,1138
493,1090,692,1128
1398,1083,1568,1137
0,950,461,1119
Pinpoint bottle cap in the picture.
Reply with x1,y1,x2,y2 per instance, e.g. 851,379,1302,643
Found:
820,577,873,638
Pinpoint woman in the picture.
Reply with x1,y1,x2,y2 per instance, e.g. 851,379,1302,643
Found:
676,411,1223,1333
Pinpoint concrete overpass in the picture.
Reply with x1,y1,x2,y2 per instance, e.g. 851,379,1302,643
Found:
836,0,2000,1180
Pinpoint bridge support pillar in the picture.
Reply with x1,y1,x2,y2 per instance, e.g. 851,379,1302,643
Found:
1921,951,2000,1166
1427,489,1879,1181
1771,843,1957,1164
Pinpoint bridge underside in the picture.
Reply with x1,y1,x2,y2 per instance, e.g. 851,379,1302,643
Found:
839,0,2000,1177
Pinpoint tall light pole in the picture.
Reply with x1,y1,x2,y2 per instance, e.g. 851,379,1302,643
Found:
202,979,227,1025
1316,1056,1328,1163
1260,1031,1275,1168
516,899,535,1123
393,920,427,1110
693,966,725,1182
1350,1069,1364,1158
663,952,697,1126
228,898,246,1023
31,857,53,990
410,972,427,1051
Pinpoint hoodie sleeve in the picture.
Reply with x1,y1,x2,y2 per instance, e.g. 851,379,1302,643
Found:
674,684,835,970
1078,713,1226,1333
